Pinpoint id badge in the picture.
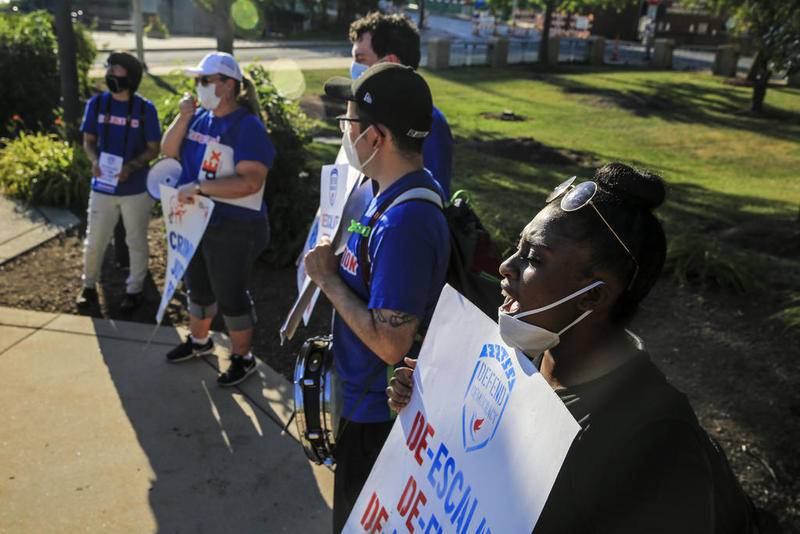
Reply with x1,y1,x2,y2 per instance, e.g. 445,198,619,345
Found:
96,151,123,193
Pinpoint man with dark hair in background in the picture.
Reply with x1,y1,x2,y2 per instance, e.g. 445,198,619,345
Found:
348,12,454,198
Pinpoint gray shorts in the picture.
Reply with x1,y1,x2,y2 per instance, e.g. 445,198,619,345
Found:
185,215,270,331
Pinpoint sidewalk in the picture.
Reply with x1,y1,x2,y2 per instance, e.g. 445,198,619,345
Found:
0,307,333,532
0,197,80,265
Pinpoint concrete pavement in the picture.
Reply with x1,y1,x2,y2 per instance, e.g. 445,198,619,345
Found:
0,197,80,266
0,307,333,533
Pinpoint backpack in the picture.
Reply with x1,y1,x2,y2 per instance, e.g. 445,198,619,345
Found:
356,186,504,321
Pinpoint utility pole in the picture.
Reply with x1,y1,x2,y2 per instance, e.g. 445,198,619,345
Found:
419,0,426,30
132,0,144,64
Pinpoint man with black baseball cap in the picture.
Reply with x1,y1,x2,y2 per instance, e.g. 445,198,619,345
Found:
304,63,451,532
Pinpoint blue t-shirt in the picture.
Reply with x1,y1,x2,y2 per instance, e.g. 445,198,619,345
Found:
333,169,451,423
80,93,161,196
423,106,453,199
176,107,276,221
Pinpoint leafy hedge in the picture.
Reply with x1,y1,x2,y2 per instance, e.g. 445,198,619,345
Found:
0,132,91,208
0,10,96,139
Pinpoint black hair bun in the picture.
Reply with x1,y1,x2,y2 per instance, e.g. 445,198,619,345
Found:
594,162,665,210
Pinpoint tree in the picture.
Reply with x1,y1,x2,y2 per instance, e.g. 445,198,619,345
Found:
697,0,800,113
195,0,235,53
51,0,80,140
527,0,629,65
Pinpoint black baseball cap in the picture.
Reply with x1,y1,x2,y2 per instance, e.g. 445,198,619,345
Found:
324,63,432,140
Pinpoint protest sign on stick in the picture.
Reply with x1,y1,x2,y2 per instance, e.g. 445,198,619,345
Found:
344,285,581,534
155,185,215,325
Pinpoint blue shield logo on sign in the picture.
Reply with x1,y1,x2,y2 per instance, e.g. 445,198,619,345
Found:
462,344,516,453
329,167,339,206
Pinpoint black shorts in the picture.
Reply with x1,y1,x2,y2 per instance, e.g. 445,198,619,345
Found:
184,215,269,330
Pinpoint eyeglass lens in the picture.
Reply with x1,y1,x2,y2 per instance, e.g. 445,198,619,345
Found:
561,181,598,212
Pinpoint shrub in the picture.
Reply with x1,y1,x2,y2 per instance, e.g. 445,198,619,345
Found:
663,233,756,293
0,10,59,137
0,132,91,209
144,15,170,39
0,10,96,139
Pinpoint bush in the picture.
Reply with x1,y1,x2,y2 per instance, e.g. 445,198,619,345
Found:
0,132,90,209
663,233,756,293
0,10,59,138
144,15,169,39
0,10,96,139
246,64,316,266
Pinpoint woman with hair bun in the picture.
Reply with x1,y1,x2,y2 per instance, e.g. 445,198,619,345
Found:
388,163,758,533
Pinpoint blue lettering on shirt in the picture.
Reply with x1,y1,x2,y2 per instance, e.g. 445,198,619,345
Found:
80,93,162,196
333,169,450,423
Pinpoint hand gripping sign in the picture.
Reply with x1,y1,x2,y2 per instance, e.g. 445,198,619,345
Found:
343,285,581,534
156,185,215,325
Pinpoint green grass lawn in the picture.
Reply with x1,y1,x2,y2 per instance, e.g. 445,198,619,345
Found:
137,65,800,294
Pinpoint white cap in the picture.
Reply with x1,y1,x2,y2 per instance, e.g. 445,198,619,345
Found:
184,52,243,81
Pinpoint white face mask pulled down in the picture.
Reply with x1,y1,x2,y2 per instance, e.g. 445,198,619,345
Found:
197,83,221,110
498,280,604,358
342,124,379,174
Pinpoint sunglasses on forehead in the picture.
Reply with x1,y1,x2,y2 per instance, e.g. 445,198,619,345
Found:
547,176,640,290
194,74,229,86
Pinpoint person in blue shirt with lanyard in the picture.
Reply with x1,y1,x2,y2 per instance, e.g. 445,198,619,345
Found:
304,63,451,533
348,12,453,197
76,52,161,312
161,52,275,387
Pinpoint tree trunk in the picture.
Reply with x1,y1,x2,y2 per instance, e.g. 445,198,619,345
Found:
752,66,770,113
538,0,555,64
52,0,80,141
746,49,762,82
214,0,234,54
419,0,426,30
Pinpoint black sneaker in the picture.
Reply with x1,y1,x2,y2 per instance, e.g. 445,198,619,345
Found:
217,355,257,387
166,335,214,363
119,292,143,313
76,287,98,308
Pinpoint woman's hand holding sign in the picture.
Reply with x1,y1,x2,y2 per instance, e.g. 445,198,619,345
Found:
387,357,417,413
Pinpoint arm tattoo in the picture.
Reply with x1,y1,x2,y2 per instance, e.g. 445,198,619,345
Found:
372,309,417,329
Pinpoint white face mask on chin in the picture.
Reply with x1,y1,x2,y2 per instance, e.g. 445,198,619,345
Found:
197,83,221,110
342,124,379,173
498,280,604,358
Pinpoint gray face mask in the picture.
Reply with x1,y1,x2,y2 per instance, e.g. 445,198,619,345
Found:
498,281,604,357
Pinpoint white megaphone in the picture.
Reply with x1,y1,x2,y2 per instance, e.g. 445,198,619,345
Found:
146,158,183,200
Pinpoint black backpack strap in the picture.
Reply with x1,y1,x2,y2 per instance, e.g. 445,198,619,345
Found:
357,186,443,288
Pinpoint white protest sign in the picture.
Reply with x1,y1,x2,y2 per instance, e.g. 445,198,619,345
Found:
319,163,349,240
344,285,581,534
287,146,370,333
156,185,215,324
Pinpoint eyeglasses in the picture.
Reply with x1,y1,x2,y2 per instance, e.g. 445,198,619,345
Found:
336,115,367,134
194,74,227,87
547,176,640,290
335,115,385,137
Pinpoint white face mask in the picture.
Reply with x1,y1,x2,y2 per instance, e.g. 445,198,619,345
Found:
350,61,369,80
498,280,604,358
197,82,221,110
342,123,379,173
